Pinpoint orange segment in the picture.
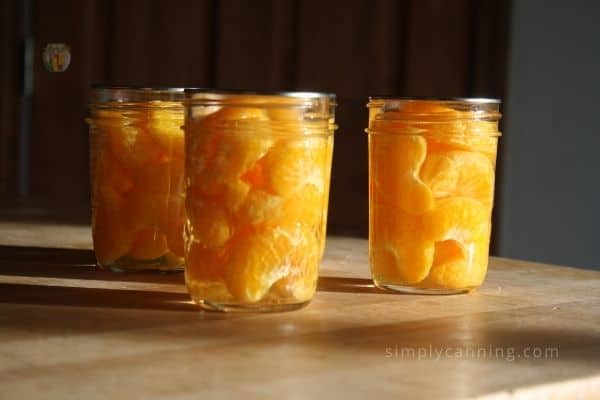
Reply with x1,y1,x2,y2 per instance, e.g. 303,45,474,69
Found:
92,188,133,264
146,106,184,159
262,137,328,196
106,123,165,169
370,134,433,214
187,201,232,248
421,238,490,289
121,191,168,232
223,180,251,213
188,115,272,200
420,150,495,205
158,194,185,257
371,241,434,284
279,184,324,228
224,228,291,303
129,228,169,260
92,150,134,202
134,158,184,195
272,230,321,302
185,242,226,282
212,133,273,181
237,189,284,226
422,197,489,243
370,206,434,283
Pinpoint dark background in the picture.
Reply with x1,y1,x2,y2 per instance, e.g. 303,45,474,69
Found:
2,0,598,269
0,0,508,233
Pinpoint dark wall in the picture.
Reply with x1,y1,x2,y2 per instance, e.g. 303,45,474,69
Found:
1,0,509,238
498,0,600,269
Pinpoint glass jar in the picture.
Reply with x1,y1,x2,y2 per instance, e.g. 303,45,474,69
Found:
86,86,187,271
183,91,336,311
366,98,502,294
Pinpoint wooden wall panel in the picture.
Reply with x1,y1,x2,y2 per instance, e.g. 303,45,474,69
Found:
0,0,22,194
215,0,297,90
29,0,105,203
403,0,472,96
1,0,510,239
108,0,214,87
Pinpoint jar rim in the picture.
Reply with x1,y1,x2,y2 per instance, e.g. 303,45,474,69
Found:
89,85,200,105
368,96,500,104
185,90,337,112
185,88,335,99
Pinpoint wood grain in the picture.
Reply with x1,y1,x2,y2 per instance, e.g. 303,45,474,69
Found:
0,222,599,399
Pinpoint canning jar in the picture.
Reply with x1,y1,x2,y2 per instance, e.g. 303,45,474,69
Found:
183,91,336,311
366,98,501,294
87,86,186,271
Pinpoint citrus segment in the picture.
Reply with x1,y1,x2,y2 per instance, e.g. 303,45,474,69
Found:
272,231,321,302
187,201,232,248
370,240,434,284
146,106,185,159
93,150,134,196
370,134,433,214
224,229,292,303
420,150,495,205
237,189,284,226
107,125,165,168
129,228,169,260
185,242,226,282
421,238,489,289
262,137,328,196
422,197,489,242
92,188,132,264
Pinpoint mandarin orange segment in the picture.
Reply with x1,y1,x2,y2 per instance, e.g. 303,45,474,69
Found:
107,124,165,169
187,201,232,248
421,238,489,289
426,135,498,164
272,230,321,302
224,228,292,303
212,133,273,181
92,188,133,264
237,189,284,226
420,150,495,205
129,228,169,260
185,242,226,282
370,134,433,214
279,184,324,228
121,191,168,232
262,137,328,196
134,158,183,195
220,180,251,213
146,106,185,159
370,240,434,284
188,132,272,200
422,197,489,243
370,206,434,283
93,150,134,195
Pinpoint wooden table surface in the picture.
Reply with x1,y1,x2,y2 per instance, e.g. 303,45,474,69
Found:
0,220,599,399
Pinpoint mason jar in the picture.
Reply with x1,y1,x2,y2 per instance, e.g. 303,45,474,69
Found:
366,97,502,294
183,91,336,311
87,86,187,271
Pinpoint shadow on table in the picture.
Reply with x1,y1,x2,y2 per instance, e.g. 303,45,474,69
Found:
0,245,196,313
0,245,184,284
0,282,196,312
317,276,396,295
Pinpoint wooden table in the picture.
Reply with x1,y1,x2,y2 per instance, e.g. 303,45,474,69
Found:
1,220,599,399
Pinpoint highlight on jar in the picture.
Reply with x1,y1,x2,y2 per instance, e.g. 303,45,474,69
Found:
366,98,502,294
86,86,186,271
183,91,336,311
